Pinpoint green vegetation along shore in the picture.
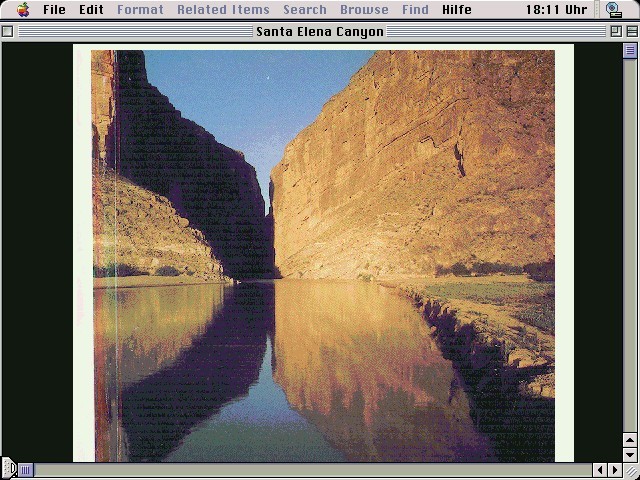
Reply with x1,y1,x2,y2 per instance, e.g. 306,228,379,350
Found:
380,275,555,398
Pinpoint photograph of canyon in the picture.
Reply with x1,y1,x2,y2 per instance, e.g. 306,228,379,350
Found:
92,48,555,463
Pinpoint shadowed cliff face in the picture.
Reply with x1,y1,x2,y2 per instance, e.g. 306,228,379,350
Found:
271,50,555,279
92,51,225,279
113,51,271,279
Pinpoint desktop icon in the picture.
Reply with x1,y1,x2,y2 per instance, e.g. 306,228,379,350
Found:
17,3,29,17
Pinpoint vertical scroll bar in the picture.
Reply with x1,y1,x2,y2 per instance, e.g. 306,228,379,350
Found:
623,53,638,432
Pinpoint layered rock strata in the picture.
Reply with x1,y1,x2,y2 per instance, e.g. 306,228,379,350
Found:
93,168,226,280
271,50,555,279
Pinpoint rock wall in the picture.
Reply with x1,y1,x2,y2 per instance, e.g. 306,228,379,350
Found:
271,50,555,279
93,168,226,280
91,50,115,170
92,50,226,280
113,51,270,279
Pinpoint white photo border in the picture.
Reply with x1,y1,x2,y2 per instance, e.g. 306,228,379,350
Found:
73,42,574,463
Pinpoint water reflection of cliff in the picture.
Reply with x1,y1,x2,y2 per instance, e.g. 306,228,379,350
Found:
95,284,227,385
95,280,492,462
272,280,493,462
94,283,275,462
94,284,228,461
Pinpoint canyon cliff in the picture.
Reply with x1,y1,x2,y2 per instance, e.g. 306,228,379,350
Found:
92,50,271,279
271,50,555,279
93,167,228,280
92,51,225,280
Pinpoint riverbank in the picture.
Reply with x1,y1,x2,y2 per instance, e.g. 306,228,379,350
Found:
94,274,234,289
378,274,555,462
379,275,555,398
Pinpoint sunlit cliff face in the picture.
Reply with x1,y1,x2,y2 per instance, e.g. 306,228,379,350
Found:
271,280,493,462
91,50,115,168
271,50,555,279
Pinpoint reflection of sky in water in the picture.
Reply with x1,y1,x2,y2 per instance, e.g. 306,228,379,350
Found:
164,337,345,462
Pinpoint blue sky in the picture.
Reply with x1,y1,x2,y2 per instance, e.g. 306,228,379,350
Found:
144,50,374,213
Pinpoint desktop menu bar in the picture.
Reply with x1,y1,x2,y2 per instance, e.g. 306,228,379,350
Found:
2,0,639,19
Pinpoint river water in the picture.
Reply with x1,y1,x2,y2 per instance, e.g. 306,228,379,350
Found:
94,280,493,462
